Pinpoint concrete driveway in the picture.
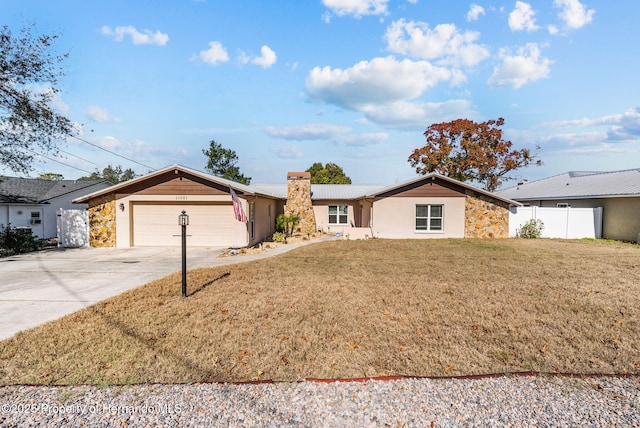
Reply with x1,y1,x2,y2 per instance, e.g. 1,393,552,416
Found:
0,246,226,341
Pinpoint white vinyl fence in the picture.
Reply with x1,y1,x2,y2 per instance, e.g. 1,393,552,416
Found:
509,206,603,239
56,209,89,248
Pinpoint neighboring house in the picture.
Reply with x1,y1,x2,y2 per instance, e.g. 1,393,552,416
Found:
73,165,520,248
0,176,112,239
496,169,640,242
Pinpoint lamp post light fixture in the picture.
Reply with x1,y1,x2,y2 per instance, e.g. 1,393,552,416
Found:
179,210,189,297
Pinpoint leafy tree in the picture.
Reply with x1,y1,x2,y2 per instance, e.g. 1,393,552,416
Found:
78,164,137,184
408,118,541,192
0,23,72,173
306,162,352,184
39,173,64,180
203,140,251,184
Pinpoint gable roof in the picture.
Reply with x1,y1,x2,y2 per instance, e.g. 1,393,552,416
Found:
71,164,520,206
73,164,264,203
366,173,521,206
0,176,110,204
496,169,640,201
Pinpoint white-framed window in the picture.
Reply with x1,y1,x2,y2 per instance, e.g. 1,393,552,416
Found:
416,204,443,231
329,205,348,224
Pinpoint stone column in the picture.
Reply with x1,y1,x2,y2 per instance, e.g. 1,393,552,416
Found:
284,172,316,234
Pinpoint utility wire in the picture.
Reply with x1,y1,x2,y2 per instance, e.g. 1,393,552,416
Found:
57,148,100,167
68,134,157,171
26,148,95,175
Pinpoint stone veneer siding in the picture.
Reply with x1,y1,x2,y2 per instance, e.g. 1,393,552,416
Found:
88,194,116,247
284,173,317,234
464,195,509,238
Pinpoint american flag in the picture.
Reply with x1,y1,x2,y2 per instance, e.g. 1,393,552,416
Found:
230,188,248,223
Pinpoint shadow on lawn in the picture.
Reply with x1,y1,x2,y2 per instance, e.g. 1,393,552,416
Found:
76,272,232,384
188,272,230,297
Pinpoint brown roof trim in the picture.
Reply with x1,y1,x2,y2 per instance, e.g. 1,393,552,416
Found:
366,173,522,206
72,165,256,203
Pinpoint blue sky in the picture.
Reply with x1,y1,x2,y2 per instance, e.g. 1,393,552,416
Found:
3,0,639,187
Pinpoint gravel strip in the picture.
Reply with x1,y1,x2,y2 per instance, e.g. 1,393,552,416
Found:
1,375,638,427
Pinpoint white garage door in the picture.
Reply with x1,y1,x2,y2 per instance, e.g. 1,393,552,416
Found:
132,203,235,247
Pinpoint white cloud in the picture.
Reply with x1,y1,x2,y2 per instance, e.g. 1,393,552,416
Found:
554,0,595,30
336,132,389,146
545,108,640,141
322,0,389,18
264,123,351,140
466,4,486,22
101,25,169,46
306,56,452,110
270,145,304,159
360,99,478,130
488,43,553,89
193,41,229,65
548,25,559,35
240,45,278,68
86,105,121,123
508,2,539,32
24,83,71,115
384,20,489,67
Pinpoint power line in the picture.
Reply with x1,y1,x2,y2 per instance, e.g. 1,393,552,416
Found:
26,149,95,174
68,134,157,171
57,148,100,167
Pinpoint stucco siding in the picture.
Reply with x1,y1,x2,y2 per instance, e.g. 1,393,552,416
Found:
247,196,278,245
371,196,466,239
114,193,249,248
601,197,640,242
313,200,359,232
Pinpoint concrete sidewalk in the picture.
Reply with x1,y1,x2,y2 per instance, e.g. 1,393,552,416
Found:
0,236,335,341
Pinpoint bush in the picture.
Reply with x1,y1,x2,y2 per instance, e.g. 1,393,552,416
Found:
516,219,544,239
0,226,41,256
271,231,287,243
275,214,299,236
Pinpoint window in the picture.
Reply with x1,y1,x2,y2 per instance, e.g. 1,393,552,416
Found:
329,205,348,224
30,211,42,225
416,205,443,231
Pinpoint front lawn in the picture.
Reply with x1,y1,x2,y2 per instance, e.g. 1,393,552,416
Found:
1,239,639,385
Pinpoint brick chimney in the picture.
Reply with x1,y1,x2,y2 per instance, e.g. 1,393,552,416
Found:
284,172,316,234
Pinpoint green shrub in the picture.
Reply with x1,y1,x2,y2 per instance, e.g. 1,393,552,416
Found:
0,226,41,256
516,219,544,239
275,214,299,236
271,231,287,243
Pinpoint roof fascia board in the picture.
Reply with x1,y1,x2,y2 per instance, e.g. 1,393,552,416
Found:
72,165,258,203
366,174,521,206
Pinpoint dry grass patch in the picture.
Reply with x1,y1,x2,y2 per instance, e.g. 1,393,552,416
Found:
1,239,639,385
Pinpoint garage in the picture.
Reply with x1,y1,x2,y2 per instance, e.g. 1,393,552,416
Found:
131,202,235,247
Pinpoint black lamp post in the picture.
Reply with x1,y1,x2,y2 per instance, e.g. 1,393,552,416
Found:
178,210,189,297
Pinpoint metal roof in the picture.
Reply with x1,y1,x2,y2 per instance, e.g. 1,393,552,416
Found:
251,184,385,200
69,164,520,206
496,169,640,201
